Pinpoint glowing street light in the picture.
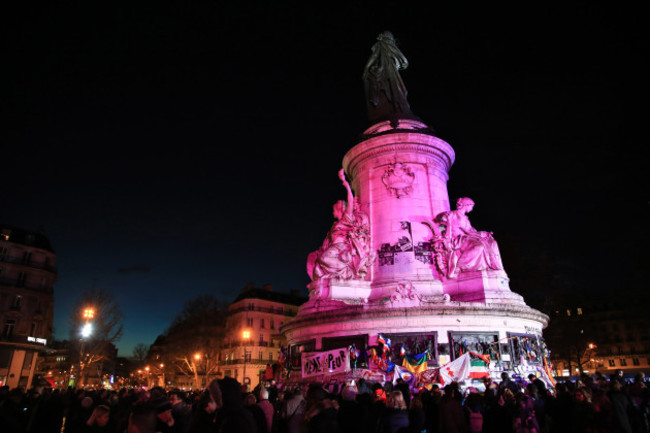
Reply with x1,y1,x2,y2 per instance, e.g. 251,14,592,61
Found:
81,322,93,338
83,308,95,320
242,329,251,391
78,306,96,386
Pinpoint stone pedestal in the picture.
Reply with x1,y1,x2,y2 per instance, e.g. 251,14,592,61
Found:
288,113,548,385
343,120,454,299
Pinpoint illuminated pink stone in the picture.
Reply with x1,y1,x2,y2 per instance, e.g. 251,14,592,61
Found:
284,38,550,384
285,117,548,385
304,119,524,307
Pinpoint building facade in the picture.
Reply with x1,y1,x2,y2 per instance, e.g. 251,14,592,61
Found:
0,225,56,389
546,299,650,377
220,284,305,391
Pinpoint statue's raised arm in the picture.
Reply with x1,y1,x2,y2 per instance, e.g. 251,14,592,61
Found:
338,168,354,221
306,169,375,285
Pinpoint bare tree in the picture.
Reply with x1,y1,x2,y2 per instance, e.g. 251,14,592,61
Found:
153,295,226,388
132,343,150,364
69,288,123,385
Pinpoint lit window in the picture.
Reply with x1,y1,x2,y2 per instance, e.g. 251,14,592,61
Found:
577,308,583,315
566,309,571,316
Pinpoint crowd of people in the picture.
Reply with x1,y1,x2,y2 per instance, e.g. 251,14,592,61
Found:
0,371,648,433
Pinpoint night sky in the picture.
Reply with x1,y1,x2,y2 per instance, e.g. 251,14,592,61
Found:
4,3,648,357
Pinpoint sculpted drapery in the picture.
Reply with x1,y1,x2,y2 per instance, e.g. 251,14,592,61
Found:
307,169,375,283
430,197,504,279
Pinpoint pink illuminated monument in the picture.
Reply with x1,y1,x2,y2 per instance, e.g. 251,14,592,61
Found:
283,32,551,384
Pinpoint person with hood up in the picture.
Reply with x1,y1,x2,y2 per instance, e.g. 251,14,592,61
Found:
212,377,257,433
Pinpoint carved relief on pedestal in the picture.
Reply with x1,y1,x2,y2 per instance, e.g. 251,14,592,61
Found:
381,161,415,198
389,280,421,306
307,169,376,295
424,197,504,280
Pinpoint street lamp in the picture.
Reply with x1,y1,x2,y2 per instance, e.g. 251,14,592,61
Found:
242,330,251,391
78,306,95,386
194,353,202,389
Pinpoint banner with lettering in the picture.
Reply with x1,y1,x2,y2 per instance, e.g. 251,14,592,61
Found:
301,348,350,378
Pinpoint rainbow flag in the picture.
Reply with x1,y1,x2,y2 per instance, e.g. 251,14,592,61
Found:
402,352,428,374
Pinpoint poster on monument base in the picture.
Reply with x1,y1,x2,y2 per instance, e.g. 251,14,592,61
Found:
302,348,350,378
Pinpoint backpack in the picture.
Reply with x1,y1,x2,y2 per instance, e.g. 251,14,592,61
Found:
468,407,483,433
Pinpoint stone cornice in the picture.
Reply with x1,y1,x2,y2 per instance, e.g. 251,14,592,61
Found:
284,302,549,333
343,135,455,176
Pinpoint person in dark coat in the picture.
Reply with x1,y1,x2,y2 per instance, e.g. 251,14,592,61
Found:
528,374,547,396
244,393,269,433
213,377,258,433
438,384,468,433
304,384,339,433
152,399,175,433
81,404,115,433
169,390,192,433
337,385,366,433
377,390,409,433
607,377,633,433
188,393,216,433
0,387,28,433
408,394,426,433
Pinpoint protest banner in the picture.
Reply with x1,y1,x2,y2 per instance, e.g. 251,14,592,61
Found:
302,347,350,378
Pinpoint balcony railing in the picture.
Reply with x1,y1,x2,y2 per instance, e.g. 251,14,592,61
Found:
223,340,279,349
0,277,53,292
220,358,270,366
227,306,296,317
0,255,57,273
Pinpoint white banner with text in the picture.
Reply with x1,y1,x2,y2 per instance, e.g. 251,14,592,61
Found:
301,347,350,378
